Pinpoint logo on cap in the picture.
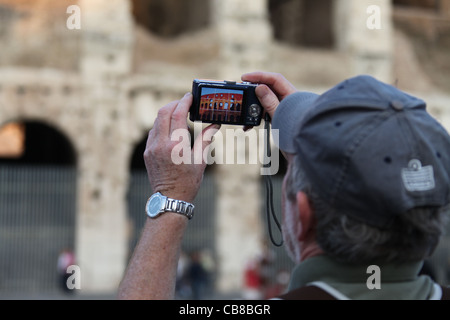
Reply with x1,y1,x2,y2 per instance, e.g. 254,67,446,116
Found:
402,159,435,192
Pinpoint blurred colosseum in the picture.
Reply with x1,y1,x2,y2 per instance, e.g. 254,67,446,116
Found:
0,0,449,297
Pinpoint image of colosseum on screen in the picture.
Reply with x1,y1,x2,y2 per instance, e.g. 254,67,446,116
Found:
199,88,244,124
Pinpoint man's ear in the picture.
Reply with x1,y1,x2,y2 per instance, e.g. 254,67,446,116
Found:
296,191,315,242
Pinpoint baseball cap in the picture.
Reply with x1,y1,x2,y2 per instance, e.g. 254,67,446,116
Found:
272,75,450,228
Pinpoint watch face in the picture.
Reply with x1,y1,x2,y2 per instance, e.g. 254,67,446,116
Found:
147,194,164,218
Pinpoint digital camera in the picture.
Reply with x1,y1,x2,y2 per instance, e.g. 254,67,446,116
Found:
190,80,263,126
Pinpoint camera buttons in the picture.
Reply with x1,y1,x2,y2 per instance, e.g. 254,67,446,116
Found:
249,104,262,118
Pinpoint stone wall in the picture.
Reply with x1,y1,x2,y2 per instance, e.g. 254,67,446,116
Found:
0,0,80,70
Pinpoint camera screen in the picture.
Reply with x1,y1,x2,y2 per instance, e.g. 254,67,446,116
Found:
198,87,245,124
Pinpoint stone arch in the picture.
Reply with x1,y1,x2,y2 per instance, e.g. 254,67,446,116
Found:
0,119,77,166
131,0,211,38
268,0,334,48
394,0,439,10
0,69,84,164
0,119,78,293
126,133,149,256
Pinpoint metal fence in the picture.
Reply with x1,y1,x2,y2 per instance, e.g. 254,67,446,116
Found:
0,164,218,295
0,165,77,293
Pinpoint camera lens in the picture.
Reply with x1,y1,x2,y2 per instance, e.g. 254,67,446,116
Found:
249,104,262,118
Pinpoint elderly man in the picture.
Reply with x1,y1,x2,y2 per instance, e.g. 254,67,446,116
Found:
118,72,450,300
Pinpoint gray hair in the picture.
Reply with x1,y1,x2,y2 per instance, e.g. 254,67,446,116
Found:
285,155,449,264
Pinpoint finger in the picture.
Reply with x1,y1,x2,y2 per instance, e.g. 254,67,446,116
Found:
255,85,281,119
170,93,193,135
242,72,297,100
153,100,179,138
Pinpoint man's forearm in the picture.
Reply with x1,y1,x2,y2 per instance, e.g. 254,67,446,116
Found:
118,93,218,300
118,214,188,300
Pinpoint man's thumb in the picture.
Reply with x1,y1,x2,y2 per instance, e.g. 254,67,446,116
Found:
255,85,280,119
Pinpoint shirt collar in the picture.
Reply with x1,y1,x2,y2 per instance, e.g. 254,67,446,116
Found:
288,255,424,291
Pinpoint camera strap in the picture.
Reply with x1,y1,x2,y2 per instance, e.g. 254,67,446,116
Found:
263,114,284,247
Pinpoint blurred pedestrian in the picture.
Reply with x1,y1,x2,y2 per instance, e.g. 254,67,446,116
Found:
243,258,263,300
187,251,208,300
57,248,75,293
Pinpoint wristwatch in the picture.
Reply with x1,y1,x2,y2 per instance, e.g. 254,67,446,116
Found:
145,192,195,220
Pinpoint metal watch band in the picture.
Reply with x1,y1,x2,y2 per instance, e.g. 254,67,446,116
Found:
165,197,195,220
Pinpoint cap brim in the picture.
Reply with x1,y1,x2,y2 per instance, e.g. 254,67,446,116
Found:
272,92,319,153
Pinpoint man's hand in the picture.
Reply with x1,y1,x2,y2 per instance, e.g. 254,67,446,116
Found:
144,93,220,203
242,72,297,119
119,93,220,300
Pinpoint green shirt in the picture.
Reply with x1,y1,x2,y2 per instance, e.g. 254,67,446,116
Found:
288,255,440,300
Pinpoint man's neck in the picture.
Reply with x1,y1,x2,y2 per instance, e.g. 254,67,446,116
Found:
300,241,324,262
